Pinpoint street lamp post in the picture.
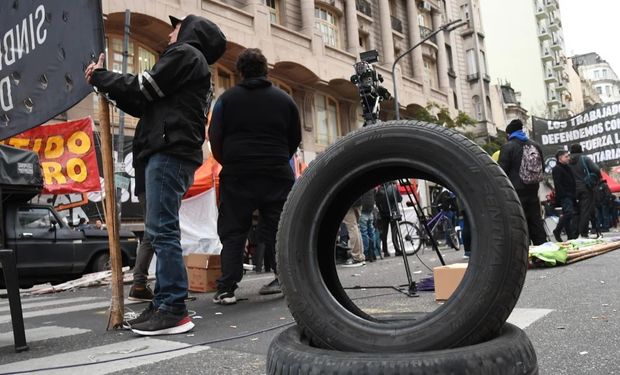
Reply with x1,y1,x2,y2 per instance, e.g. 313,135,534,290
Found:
391,19,468,121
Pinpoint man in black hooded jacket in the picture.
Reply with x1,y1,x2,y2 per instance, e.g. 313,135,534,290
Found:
568,143,601,238
209,48,301,305
551,150,576,241
86,15,226,335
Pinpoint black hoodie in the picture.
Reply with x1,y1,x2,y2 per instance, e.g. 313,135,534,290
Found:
568,152,601,191
208,77,301,180
92,15,227,166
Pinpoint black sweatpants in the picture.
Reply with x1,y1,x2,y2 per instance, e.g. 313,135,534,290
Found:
516,189,547,246
216,174,293,292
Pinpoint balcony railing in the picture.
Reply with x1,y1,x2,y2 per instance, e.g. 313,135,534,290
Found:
356,0,372,17
419,26,436,44
391,16,403,33
466,72,479,82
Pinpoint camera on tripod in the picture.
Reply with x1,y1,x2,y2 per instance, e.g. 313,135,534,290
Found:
350,50,391,126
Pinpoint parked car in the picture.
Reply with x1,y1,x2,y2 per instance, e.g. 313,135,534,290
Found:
1,200,137,288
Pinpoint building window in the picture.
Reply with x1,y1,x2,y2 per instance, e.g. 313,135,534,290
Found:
594,70,600,79
95,36,158,129
486,96,492,119
466,49,478,75
263,0,279,24
472,95,482,120
424,58,438,88
315,93,340,145
596,86,602,95
602,68,608,78
358,31,370,50
606,85,612,97
315,7,339,48
214,66,235,97
480,50,488,75
272,79,293,96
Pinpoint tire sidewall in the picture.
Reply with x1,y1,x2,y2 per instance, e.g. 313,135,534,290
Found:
277,121,528,352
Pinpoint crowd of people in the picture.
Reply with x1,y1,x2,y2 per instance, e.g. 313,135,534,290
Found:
498,118,617,245
550,144,615,241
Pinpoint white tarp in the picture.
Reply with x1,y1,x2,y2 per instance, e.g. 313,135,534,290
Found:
179,188,221,255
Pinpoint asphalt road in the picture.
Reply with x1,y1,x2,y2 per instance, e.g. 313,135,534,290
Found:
0,241,619,374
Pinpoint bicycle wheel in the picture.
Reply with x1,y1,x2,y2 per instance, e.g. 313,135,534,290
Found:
398,221,422,255
277,120,528,352
445,221,461,250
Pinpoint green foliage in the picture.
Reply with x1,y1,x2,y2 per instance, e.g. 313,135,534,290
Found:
406,102,476,129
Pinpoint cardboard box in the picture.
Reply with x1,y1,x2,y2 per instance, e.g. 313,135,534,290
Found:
433,263,468,300
184,254,222,293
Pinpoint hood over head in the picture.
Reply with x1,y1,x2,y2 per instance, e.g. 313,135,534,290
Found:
175,14,227,64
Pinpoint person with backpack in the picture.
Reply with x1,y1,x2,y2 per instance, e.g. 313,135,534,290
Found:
568,143,601,239
498,119,547,245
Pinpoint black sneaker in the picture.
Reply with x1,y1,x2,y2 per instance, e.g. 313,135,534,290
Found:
342,258,366,267
212,290,237,305
259,278,282,295
130,310,194,336
128,284,154,302
123,302,155,329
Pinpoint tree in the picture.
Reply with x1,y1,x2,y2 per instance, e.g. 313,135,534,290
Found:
407,102,504,156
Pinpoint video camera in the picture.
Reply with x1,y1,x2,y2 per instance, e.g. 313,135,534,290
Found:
350,50,391,126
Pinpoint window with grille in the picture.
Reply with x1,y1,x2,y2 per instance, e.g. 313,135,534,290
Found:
315,7,339,48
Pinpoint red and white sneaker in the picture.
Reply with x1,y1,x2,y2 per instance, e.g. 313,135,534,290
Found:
130,310,194,336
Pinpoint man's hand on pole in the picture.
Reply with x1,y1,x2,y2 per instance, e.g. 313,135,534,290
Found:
85,53,105,84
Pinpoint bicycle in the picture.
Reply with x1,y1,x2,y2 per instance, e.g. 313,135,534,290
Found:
399,204,460,255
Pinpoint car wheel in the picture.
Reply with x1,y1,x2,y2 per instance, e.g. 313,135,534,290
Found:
277,120,529,352
91,252,111,272
267,324,538,375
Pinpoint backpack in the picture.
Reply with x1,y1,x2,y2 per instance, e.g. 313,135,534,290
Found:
581,156,600,189
519,144,543,184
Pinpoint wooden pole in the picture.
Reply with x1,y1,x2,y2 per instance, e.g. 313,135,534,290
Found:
97,95,125,329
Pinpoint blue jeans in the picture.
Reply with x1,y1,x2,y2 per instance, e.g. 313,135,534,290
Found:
145,153,197,314
358,213,378,258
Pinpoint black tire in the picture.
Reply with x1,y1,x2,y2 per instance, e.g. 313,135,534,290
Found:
277,120,528,352
267,324,538,375
91,252,111,272
399,221,422,255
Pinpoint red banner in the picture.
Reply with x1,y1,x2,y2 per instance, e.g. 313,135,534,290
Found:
0,118,101,194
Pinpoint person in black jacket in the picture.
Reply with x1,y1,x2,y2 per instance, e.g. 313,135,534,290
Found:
551,150,576,241
375,181,403,256
568,143,601,238
86,15,226,335
209,48,302,305
498,119,547,245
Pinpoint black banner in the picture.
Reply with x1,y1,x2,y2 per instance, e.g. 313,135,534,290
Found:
0,1,104,140
532,102,620,168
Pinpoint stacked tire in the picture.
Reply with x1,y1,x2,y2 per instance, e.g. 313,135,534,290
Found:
268,121,538,374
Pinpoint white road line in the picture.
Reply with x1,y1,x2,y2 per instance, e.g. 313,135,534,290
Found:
0,326,90,348
507,308,554,329
0,297,104,313
0,337,209,374
0,300,143,325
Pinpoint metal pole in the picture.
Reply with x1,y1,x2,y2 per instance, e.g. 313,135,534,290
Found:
391,19,467,121
116,9,130,226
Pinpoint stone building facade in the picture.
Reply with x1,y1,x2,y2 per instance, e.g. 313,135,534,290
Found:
67,0,496,163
